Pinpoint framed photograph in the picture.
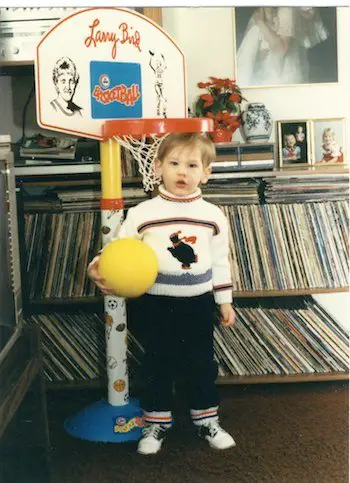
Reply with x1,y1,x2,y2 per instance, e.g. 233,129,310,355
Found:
311,118,347,166
233,7,338,88
277,120,311,168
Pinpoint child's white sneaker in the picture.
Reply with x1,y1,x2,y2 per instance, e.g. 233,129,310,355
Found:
197,420,236,450
137,424,168,455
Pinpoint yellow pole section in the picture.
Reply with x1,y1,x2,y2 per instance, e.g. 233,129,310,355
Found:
100,139,122,199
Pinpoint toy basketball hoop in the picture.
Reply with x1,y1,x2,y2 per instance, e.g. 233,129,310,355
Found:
34,7,214,444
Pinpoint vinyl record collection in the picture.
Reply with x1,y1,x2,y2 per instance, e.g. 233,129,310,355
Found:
23,199,349,300
55,186,148,211
214,298,349,377
24,296,348,383
222,200,349,292
264,175,350,203
25,311,144,383
202,178,260,204
120,145,143,178
24,211,102,300
22,186,148,212
20,169,349,386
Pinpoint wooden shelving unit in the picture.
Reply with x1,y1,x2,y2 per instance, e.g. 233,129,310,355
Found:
9,128,349,390
15,165,349,389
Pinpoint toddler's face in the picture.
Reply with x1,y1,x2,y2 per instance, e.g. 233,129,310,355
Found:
156,144,211,197
286,135,296,148
323,133,334,146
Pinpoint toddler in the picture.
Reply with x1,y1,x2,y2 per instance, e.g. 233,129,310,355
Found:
318,128,344,164
88,132,236,455
282,133,301,163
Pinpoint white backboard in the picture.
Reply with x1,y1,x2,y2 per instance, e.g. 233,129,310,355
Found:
35,7,187,140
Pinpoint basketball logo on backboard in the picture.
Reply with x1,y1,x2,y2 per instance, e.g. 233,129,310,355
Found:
90,61,142,119
99,73,110,89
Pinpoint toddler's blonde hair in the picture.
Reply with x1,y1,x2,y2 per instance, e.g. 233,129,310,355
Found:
157,132,216,168
322,128,335,140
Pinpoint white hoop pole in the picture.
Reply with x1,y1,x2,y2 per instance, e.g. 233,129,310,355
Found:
100,139,129,407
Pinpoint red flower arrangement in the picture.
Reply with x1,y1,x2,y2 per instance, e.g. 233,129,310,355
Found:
195,76,245,142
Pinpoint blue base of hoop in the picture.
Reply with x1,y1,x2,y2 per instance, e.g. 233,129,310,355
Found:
64,398,144,443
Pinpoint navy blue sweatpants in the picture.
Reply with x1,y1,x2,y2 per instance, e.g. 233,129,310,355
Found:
129,292,219,414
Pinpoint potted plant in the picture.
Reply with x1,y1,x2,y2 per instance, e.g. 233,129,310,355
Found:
194,76,245,143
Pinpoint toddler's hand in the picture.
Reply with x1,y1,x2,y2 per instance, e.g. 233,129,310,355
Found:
87,255,115,296
219,303,236,327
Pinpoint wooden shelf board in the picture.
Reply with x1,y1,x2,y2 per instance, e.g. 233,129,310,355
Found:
0,61,34,66
209,166,349,180
28,287,349,306
16,176,142,186
274,166,350,176
216,372,349,385
233,287,349,298
47,378,107,391
29,297,103,307
45,372,349,390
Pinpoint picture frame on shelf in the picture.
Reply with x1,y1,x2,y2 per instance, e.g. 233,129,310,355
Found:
311,118,347,166
233,7,338,88
277,120,311,168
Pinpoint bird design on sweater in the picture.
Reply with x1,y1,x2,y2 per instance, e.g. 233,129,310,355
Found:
167,230,198,269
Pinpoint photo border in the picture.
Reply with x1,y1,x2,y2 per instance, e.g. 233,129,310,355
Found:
232,7,339,89
310,117,347,167
277,119,312,168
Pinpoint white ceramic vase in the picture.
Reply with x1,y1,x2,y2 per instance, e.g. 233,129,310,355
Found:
241,103,273,144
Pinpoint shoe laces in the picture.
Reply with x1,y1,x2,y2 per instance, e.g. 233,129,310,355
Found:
202,420,223,437
142,424,166,439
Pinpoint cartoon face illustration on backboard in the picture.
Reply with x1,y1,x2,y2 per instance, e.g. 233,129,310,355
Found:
50,57,83,117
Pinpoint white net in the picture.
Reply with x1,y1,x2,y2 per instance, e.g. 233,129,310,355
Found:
113,133,170,193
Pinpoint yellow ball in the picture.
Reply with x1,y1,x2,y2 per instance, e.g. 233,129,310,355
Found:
98,238,159,298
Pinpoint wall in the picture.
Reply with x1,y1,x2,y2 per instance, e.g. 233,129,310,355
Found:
162,7,350,143
312,294,350,331
163,6,350,329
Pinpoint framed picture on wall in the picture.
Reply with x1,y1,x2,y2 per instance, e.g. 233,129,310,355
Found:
233,7,338,88
277,120,311,167
311,118,347,166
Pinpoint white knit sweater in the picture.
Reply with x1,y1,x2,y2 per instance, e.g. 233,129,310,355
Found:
117,185,233,305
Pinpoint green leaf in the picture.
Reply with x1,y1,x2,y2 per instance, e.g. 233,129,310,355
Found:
194,98,205,117
226,101,238,113
213,98,226,112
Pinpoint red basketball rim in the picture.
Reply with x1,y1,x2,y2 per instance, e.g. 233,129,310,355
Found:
102,118,214,139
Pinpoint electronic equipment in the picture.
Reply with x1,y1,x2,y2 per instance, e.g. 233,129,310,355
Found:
0,7,78,62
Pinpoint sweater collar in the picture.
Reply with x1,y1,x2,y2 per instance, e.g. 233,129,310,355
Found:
158,184,202,203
